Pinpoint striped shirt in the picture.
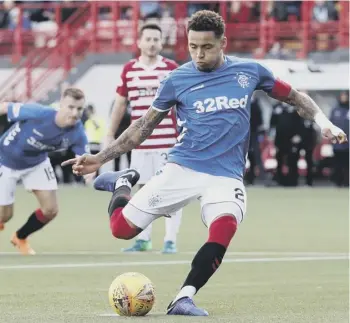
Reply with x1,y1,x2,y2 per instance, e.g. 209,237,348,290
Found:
116,55,178,150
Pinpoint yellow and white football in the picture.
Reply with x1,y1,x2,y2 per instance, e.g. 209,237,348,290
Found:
108,272,155,316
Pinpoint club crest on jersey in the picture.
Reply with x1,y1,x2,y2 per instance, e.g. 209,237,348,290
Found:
234,72,251,88
54,137,71,152
61,137,70,149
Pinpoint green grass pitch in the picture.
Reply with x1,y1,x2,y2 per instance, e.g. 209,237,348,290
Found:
0,186,348,323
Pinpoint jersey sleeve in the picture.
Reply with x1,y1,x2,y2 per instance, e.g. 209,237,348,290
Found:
116,64,129,98
151,74,177,112
256,63,291,98
7,102,52,122
71,127,90,156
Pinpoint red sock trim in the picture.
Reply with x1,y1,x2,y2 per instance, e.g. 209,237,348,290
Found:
212,257,221,272
207,215,237,249
35,209,50,224
110,208,139,240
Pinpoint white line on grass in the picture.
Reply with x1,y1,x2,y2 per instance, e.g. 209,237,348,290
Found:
0,251,347,256
0,255,347,270
98,312,164,317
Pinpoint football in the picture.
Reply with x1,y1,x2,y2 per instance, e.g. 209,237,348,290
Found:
108,272,155,316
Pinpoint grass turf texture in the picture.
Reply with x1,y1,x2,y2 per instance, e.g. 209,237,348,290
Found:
0,186,348,322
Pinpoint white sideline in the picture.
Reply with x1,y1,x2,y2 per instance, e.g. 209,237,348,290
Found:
0,255,347,270
0,251,347,256
97,313,164,317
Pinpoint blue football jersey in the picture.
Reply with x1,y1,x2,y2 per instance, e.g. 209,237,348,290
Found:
0,103,89,170
152,56,277,180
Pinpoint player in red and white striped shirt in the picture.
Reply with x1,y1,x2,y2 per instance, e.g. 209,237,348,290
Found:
106,24,182,254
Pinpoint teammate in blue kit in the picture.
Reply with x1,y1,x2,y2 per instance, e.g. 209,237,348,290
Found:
63,11,347,316
0,88,90,255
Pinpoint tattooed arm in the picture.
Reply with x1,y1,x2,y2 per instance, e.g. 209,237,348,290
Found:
96,107,168,164
61,107,169,175
270,88,320,121
269,88,347,143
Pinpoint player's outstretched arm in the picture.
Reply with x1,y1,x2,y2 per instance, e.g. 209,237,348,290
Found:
61,107,168,175
270,88,347,144
97,107,168,164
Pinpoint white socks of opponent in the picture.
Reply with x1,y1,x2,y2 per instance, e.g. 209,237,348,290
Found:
138,223,152,241
137,209,183,243
164,209,182,242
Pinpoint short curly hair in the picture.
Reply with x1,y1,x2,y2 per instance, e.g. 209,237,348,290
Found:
63,87,85,100
187,10,225,38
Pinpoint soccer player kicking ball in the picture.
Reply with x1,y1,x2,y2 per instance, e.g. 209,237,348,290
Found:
0,88,91,255
63,11,347,316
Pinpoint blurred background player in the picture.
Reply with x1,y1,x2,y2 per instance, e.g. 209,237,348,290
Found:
330,90,349,187
49,82,84,185
105,23,182,254
270,94,318,187
245,94,265,185
0,88,91,255
63,11,347,315
269,101,302,186
299,93,318,187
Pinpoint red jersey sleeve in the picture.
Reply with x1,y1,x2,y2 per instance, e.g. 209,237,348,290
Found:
164,58,179,71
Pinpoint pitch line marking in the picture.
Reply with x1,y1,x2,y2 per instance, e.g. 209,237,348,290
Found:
97,313,164,317
0,251,347,256
0,255,347,270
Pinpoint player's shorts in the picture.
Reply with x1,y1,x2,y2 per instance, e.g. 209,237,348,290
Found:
123,163,247,229
0,158,57,205
130,149,169,185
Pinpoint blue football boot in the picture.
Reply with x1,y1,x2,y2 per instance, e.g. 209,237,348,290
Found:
122,239,152,252
93,169,140,192
167,297,209,316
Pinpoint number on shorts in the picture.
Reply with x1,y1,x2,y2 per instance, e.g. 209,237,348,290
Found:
234,188,244,203
44,167,56,181
161,152,168,161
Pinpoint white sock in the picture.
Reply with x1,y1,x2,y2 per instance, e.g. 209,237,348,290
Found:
173,286,196,303
164,209,183,243
137,223,152,241
114,177,131,190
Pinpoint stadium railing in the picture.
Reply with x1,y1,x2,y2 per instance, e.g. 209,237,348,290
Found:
0,1,348,101
0,2,91,102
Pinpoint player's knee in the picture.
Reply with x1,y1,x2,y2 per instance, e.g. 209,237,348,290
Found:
208,214,237,248
41,206,59,220
203,202,243,228
110,208,140,240
111,224,139,240
221,215,237,237
111,228,135,240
